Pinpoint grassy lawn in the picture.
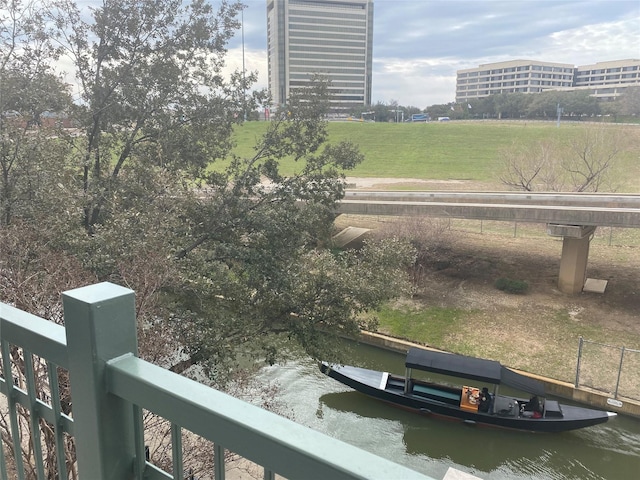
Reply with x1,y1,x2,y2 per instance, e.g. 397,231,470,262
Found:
231,121,640,192
324,121,552,180
232,119,640,389
376,304,471,347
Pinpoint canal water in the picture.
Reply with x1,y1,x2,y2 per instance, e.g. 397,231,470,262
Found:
256,341,640,480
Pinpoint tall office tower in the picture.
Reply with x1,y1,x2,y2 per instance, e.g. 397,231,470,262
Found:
267,0,373,114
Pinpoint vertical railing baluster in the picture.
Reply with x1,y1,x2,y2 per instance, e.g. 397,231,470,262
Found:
46,361,69,479
1,341,26,479
23,352,45,479
0,338,8,480
171,423,183,480
0,439,6,480
0,413,6,480
214,443,225,480
264,468,275,480
133,404,146,479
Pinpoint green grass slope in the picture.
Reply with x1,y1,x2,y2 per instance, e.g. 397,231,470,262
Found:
231,121,640,192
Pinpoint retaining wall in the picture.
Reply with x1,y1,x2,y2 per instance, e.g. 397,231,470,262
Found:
358,331,640,419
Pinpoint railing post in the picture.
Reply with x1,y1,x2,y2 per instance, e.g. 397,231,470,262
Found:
63,282,139,479
614,346,625,399
575,336,583,388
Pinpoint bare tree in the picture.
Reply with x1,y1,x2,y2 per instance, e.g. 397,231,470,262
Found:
374,216,454,290
500,140,556,191
0,220,95,478
500,126,630,192
561,126,626,192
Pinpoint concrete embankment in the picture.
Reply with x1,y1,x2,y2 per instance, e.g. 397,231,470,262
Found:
357,331,640,419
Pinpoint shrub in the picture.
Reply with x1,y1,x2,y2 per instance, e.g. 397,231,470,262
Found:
373,216,456,290
495,277,529,294
374,216,455,264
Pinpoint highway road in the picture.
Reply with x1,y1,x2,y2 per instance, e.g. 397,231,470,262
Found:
338,191,640,228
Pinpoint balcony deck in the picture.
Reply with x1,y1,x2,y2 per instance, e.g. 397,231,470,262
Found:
0,282,434,479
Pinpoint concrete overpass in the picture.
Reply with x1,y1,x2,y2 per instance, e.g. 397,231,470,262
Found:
336,191,640,294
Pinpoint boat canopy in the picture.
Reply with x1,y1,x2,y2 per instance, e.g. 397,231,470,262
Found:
405,348,545,396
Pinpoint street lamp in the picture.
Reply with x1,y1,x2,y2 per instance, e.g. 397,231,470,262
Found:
242,7,246,121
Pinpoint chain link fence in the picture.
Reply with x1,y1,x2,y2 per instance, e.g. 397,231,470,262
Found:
575,337,640,402
449,220,640,246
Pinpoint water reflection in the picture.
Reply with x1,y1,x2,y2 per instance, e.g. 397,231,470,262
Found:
319,390,515,472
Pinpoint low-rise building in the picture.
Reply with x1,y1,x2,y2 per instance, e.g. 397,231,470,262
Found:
456,59,640,102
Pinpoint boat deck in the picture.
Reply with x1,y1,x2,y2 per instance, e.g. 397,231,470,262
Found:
413,384,461,403
387,375,462,405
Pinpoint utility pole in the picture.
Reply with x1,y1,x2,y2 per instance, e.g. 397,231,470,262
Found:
242,7,247,121
556,103,563,127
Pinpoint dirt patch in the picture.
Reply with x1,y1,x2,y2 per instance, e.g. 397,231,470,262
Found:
424,232,639,376
345,177,493,191
346,177,469,189
338,179,640,386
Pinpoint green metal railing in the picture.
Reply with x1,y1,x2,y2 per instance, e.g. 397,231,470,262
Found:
0,282,433,480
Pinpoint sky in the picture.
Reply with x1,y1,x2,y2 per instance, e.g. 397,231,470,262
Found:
225,0,640,108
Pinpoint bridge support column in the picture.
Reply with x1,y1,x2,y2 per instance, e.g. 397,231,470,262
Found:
558,236,591,294
547,224,597,294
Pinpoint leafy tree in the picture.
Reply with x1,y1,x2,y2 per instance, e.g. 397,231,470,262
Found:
2,2,416,476
493,93,529,119
612,86,640,118
2,70,71,125
0,0,73,225
448,90,602,121
465,97,495,119
525,91,562,119
404,105,423,118
0,3,86,477
33,0,416,379
13,0,417,379
0,123,76,225
0,0,61,81
49,0,256,231
370,100,392,122
88,78,416,376
425,103,454,119
559,90,600,118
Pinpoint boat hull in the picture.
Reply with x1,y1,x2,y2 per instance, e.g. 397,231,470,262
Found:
320,363,612,433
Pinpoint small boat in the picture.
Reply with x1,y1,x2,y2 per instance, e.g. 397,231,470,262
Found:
320,347,616,433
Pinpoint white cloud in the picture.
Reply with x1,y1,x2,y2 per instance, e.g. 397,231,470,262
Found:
365,1,640,105
544,16,640,64
198,0,640,106
57,0,640,108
